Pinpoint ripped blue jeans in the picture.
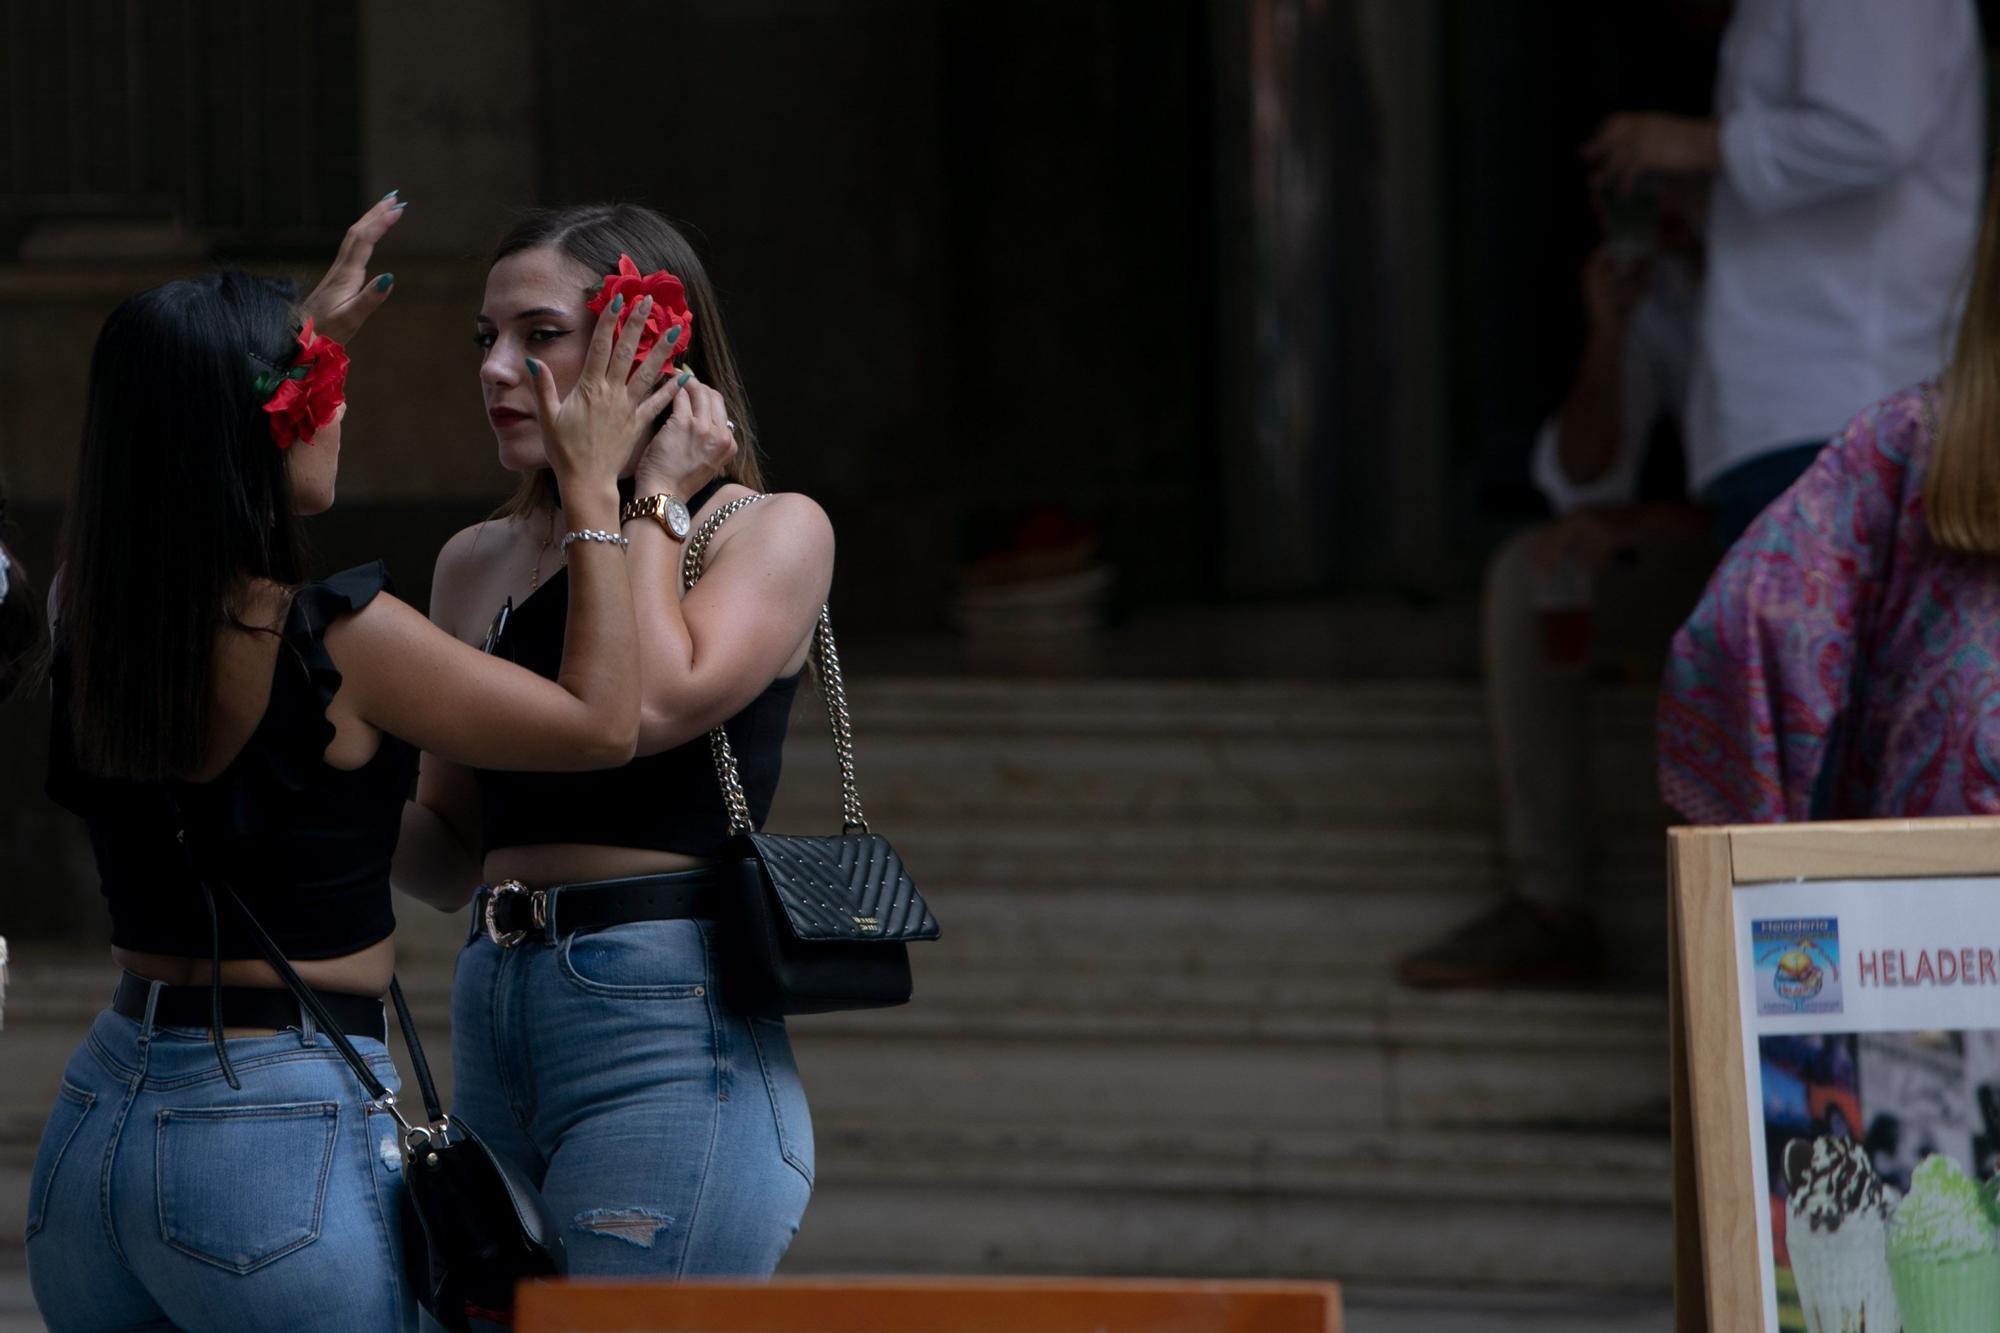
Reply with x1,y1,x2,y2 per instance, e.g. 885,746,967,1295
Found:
449,913,814,1276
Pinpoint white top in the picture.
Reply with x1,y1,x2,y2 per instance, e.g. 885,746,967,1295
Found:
1686,0,1984,493
1533,255,1699,513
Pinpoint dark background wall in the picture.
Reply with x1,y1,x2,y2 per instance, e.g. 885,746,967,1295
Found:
534,0,1217,624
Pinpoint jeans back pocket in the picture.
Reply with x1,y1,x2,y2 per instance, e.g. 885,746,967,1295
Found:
155,1101,340,1273
25,1081,96,1240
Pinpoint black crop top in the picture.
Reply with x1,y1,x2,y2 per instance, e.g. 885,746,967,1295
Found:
475,486,800,858
46,563,416,962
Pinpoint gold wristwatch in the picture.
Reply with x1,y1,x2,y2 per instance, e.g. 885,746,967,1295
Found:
621,492,692,541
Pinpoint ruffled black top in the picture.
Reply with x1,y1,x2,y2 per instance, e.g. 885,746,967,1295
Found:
46,563,416,961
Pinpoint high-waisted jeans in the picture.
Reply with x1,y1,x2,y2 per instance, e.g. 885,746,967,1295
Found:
25,988,414,1332
450,908,814,1277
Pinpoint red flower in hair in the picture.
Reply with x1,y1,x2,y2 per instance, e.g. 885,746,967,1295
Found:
586,255,696,372
258,318,349,449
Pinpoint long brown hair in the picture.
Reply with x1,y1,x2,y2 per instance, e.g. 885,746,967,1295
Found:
1927,174,2000,554
489,204,765,519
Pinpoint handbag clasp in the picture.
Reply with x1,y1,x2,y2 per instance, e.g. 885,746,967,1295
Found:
484,880,546,949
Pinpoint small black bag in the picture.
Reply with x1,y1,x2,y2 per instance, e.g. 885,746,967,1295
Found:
167,848,565,1331
684,497,941,1017
390,1040,567,1333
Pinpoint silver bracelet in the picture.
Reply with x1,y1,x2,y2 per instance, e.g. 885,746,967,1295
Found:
560,528,630,552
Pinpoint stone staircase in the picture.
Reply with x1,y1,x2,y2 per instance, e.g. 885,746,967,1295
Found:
0,678,1675,1292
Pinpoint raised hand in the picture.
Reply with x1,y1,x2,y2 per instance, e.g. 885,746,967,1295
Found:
528,295,686,489
636,369,737,501
300,192,406,343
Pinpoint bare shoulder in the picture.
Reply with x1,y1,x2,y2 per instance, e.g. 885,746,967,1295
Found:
710,490,833,562
318,586,432,667
435,518,519,585
431,517,523,635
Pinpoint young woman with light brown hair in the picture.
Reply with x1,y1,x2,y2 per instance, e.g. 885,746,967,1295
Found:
394,203,832,1275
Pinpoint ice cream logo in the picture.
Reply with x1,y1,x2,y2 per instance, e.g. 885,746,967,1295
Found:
1774,950,1824,1002
1754,918,1843,1016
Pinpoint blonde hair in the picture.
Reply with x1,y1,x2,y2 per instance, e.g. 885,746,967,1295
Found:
488,205,766,520
1927,173,2000,554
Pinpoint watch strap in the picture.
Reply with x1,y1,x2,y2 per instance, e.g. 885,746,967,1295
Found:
621,492,688,539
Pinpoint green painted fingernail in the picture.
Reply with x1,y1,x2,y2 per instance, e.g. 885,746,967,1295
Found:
374,273,394,292
381,189,398,202
676,369,691,386
666,325,681,345
609,294,624,313
391,200,407,211
526,358,541,378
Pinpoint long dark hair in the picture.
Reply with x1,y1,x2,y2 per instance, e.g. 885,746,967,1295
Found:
57,271,311,780
490,204,765,519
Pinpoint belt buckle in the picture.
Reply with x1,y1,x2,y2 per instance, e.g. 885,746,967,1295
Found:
484,880,545,948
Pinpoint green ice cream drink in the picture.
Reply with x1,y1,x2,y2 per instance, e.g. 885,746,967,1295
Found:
1888,1153,2000,1332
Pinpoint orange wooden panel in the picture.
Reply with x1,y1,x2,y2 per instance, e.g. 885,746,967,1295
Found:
515,1276,1343,1333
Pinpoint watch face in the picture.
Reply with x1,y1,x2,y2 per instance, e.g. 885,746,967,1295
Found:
665,497,692,539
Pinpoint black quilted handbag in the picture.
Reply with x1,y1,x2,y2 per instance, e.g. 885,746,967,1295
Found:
685,497,941,1016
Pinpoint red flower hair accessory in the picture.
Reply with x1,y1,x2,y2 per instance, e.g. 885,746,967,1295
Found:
586,254,695,371
253,318,349,449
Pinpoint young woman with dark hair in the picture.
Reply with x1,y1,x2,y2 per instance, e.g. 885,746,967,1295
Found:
394,203,834,1274
23,197,718,1330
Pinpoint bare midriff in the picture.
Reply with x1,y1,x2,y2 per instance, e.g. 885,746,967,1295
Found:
483,843,715,889
111,934,396,1037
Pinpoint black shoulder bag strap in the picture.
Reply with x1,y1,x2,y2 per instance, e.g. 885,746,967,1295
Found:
160,789,444,1134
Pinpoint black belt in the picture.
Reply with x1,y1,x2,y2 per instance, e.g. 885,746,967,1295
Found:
112,970,386,1041
474,868,731,948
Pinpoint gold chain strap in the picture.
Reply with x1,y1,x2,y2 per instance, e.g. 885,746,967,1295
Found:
682,496,868,836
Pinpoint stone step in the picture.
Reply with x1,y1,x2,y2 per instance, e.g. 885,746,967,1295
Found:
773,679,1667,830
783,1120,1671,1289
794,822,1669,890
785,974,1668,1138
827,679,1651,741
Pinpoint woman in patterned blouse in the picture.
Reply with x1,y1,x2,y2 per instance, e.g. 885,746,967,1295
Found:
1659,170,2000,823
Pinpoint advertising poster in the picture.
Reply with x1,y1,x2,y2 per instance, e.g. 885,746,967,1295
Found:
1736,878,2000,1333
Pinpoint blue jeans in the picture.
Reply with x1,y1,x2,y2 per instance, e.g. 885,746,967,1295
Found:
450,912,814,1277
25,991,414,1331
1702,439,1829,548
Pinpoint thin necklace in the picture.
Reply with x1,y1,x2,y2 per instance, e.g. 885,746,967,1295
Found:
531,506,558,592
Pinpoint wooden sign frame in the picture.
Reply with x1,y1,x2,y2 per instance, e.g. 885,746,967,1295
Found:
1670,816,2000,1332
514,1276,1344,1332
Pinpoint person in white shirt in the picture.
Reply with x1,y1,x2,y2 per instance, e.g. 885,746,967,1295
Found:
1581,0,1984,543
1398,234,1711,988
